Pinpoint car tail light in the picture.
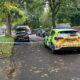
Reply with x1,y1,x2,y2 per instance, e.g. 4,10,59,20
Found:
78,37,80,38
54,37,63,41
25,29,27,32
25,28,29,31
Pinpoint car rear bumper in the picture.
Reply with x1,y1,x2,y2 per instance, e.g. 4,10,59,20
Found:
55,46,80,50
16,36,29,40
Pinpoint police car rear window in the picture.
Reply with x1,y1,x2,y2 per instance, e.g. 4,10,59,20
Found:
59,31,79,37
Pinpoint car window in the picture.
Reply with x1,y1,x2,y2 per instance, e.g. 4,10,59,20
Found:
16,28,26,31
44,29,50,36
59,31,79,37
50,31,55,36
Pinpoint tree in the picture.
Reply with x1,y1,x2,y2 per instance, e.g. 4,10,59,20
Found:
21,0,45,29
40,2,52,28
0,0,27,36
47,0,80,27
47,0,62,28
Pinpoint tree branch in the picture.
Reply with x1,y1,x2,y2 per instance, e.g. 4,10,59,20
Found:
47,0,53,11
54,0,61,15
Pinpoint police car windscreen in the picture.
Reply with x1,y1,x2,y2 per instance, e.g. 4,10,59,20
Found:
59,31,79,37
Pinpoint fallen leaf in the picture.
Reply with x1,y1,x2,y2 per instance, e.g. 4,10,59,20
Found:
59,59,63,62
31,66,37,69
60,63,64,65
41,74,48,78
39,60,43,62
29,69,33,72
54,61,57,63
48,67,60,73
34,70,42,74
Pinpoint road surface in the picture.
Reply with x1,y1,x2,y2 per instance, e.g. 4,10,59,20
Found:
10,35,80,80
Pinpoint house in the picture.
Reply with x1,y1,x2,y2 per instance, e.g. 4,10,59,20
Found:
0,26,6,35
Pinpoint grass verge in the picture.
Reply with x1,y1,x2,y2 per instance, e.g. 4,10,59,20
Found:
0,44,14,57
0,36,14,42
0,36,14,57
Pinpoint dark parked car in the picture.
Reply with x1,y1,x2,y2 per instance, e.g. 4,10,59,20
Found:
36,29,45,37
15,27,30,42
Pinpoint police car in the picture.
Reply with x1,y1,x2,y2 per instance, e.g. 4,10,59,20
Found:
44,28,80,53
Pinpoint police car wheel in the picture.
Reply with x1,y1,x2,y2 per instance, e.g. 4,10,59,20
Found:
44,42,47,47
51,47,55,54
78,49,80,52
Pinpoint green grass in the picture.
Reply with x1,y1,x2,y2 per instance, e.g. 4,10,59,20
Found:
0,36,14,42
0,44,14,57
0,37,14,57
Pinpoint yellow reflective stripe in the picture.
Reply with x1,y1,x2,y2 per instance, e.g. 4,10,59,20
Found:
57,37,79,48
57,37,69,48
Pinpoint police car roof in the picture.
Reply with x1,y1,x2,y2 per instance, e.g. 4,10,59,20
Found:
52,29,77,31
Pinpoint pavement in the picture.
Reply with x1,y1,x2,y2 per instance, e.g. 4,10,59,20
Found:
1,35,80,80
0,35,43,80
0,58,11,80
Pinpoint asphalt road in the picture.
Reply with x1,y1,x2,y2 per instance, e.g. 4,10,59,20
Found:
11,36,80,80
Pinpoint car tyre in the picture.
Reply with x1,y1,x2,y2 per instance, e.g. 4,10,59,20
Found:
51,45,56,54
44,42,47,48
15,38,18,42
27,38,30,42
51,47,54,54
78,49,80,53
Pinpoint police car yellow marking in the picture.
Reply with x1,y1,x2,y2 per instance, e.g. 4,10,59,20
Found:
57,36,80,48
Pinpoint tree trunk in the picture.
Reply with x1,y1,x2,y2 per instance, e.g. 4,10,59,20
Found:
5,14,11,37
52,12,56,28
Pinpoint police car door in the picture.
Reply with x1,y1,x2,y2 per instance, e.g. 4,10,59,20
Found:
49,30,55,47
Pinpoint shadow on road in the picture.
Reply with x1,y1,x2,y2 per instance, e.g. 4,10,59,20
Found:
55,50,80,55
44,45,80,55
